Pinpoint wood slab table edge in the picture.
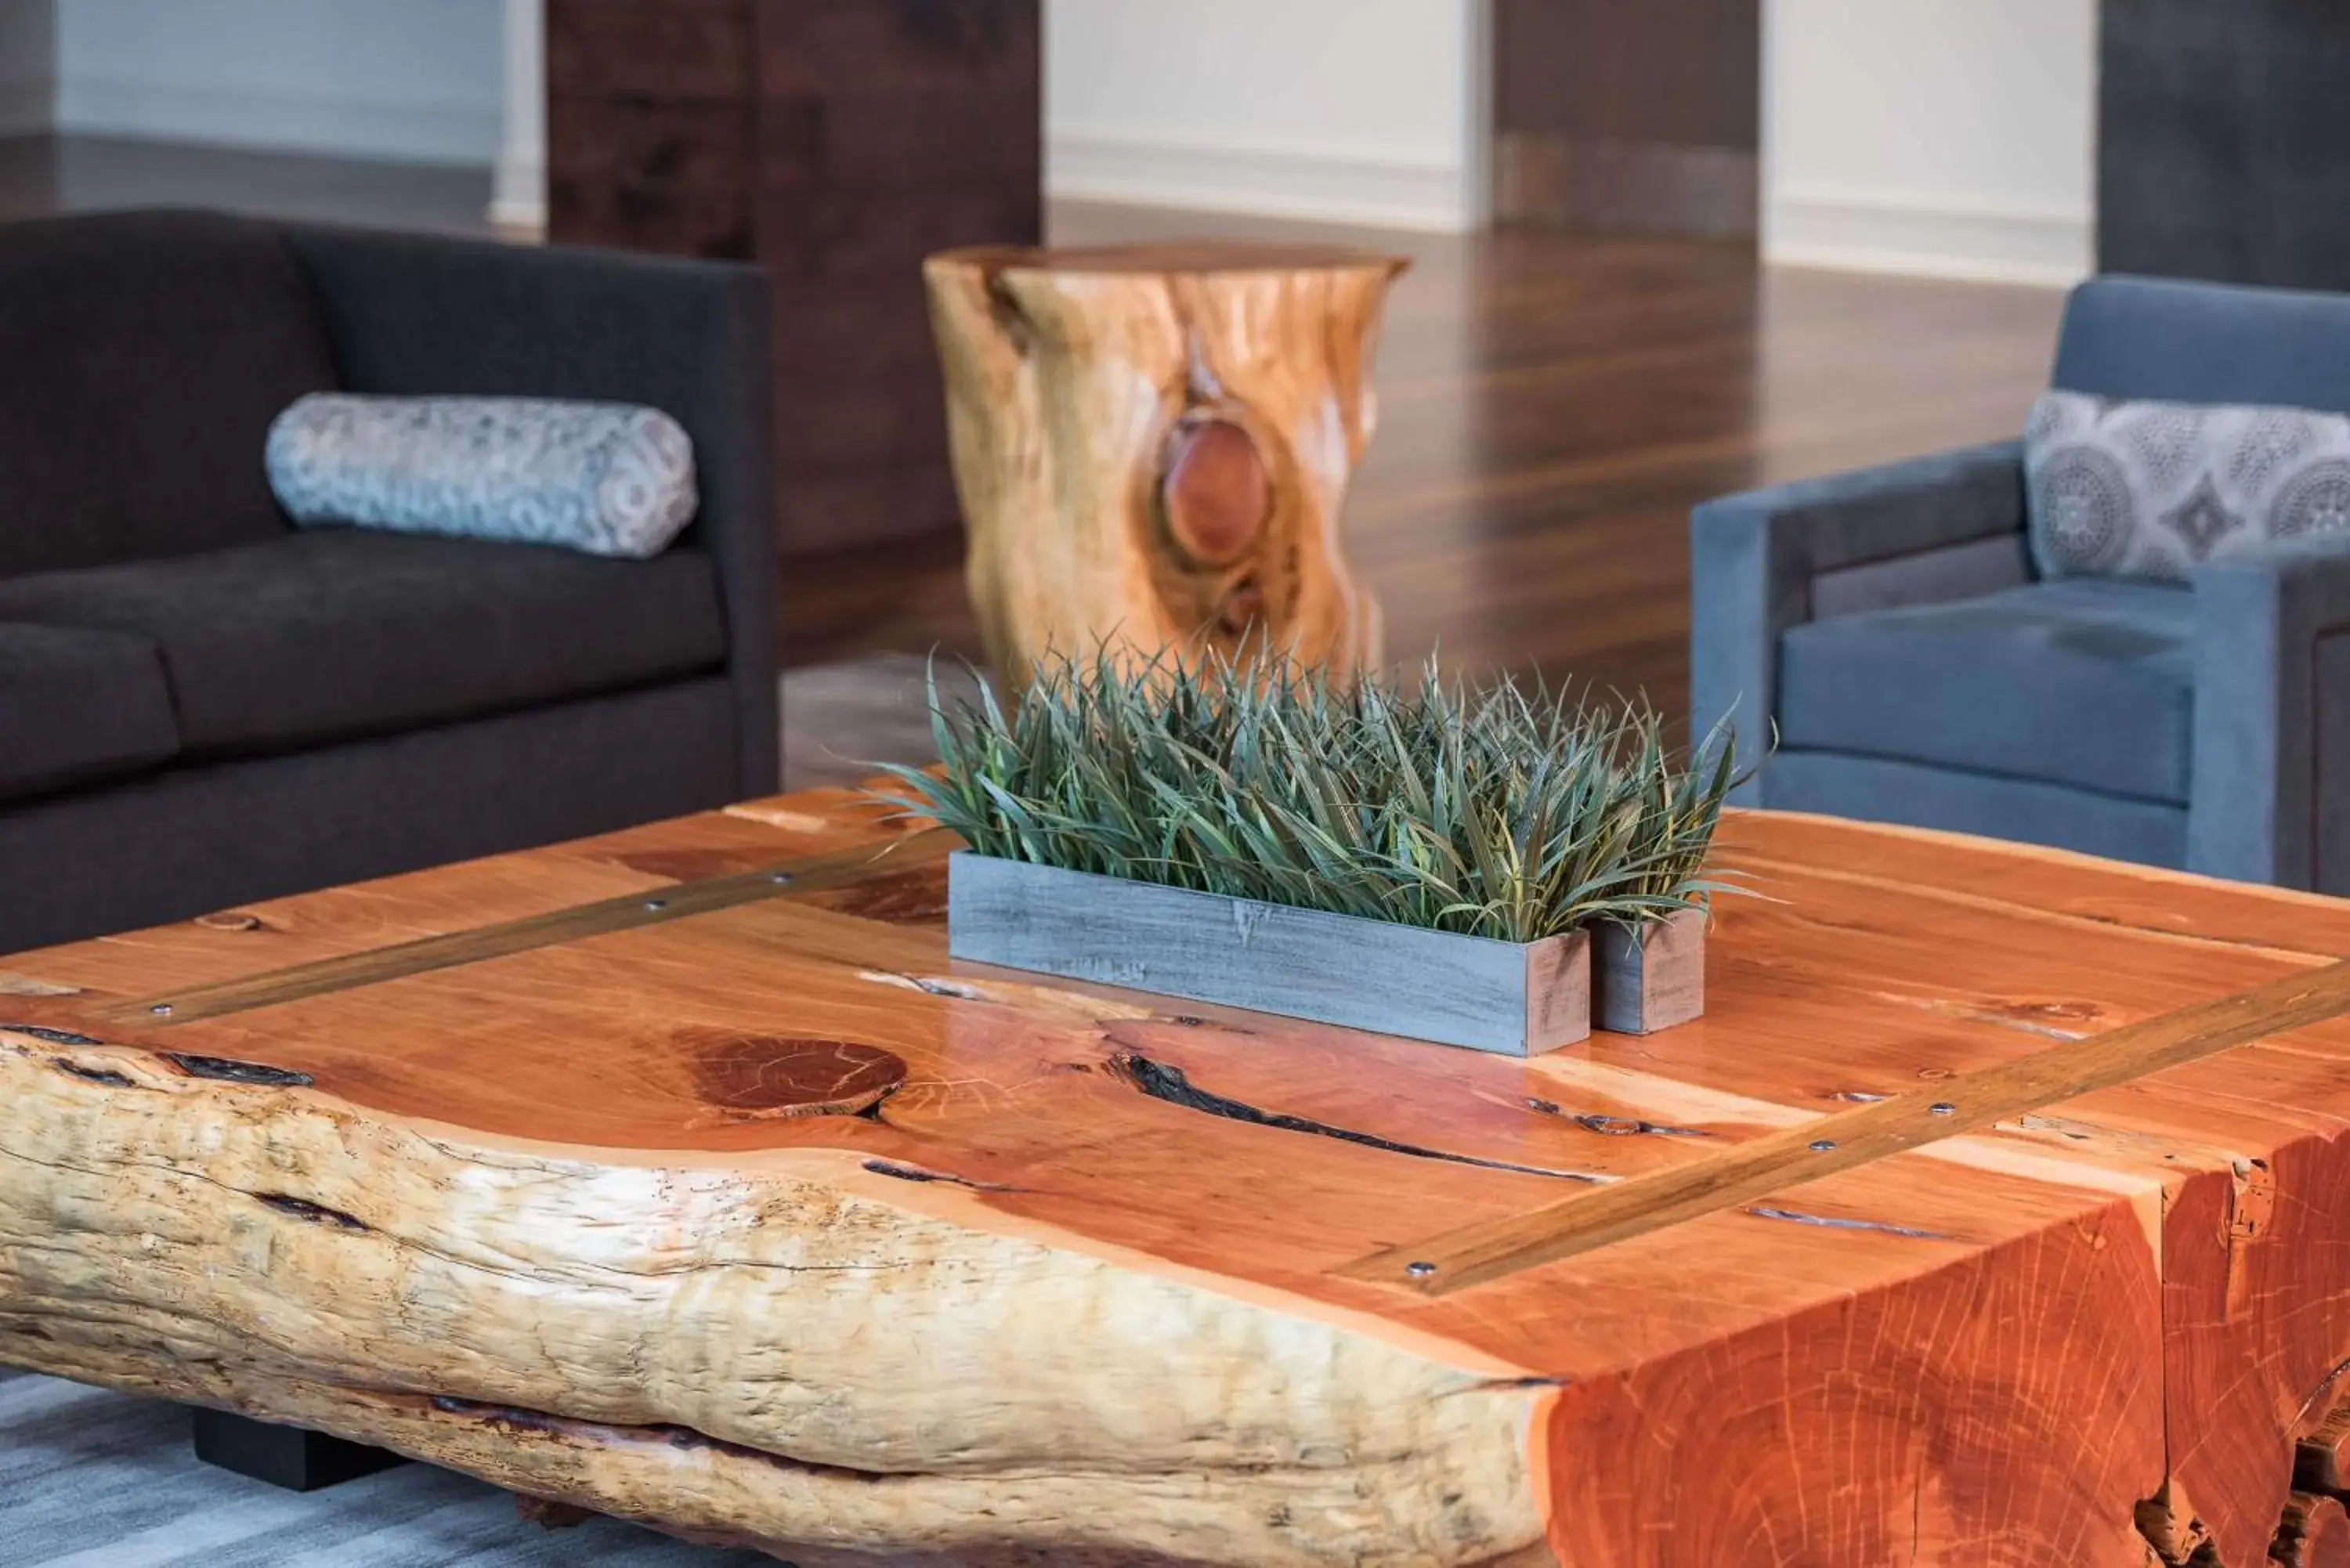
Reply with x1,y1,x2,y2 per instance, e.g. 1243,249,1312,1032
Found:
5,792,2350,1566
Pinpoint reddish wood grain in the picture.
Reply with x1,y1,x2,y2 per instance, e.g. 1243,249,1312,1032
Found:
10,799,2350,1562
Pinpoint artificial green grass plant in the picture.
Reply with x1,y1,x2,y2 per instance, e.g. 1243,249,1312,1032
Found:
870,647,1748,944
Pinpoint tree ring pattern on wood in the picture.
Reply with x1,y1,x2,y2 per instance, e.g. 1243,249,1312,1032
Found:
682,1031,908,1118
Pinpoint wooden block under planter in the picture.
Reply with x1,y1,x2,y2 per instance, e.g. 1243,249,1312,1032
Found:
1593,907,1706,1035
945,852,1591,1056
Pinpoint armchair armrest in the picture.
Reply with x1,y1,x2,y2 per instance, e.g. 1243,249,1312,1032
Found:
1689,440,2030,795
278,223,777,798
2189,533,2350,890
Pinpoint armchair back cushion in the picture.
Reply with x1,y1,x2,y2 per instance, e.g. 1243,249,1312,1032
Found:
0,211,334,576
2055,275,2350,416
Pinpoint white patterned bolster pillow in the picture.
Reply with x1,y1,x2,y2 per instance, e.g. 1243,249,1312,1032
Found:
266,393,699,560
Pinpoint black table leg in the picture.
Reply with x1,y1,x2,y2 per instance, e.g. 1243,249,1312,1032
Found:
191,1407,407,1492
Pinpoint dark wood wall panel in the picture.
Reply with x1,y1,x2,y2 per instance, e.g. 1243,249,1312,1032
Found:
1491,0,1759,241
547,0,755,260
2100,0,2350,288
548,0,1041,556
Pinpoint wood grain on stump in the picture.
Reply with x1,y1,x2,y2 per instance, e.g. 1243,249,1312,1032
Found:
924,241,1402,690
8,796,2350,1563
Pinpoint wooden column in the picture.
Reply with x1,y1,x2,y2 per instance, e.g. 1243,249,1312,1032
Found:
1491,0,1759,240
546,0,1041,556
924,244,1401,689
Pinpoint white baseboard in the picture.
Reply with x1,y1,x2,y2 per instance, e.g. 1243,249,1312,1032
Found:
1766,186,2092,287
1048,131,1476,233
488,150,544,231
486,192,545,231
56,77,497,167
0,78,52,136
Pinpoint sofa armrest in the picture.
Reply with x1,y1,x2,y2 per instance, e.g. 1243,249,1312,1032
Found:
1689,439,2029,797
2189,534,2350,890
278,223,778,799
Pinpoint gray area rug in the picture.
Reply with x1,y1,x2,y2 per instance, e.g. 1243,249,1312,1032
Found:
779,653,989,792
0,1370,772,1567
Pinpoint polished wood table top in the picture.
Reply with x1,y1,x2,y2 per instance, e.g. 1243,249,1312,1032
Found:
5,793,2350,1566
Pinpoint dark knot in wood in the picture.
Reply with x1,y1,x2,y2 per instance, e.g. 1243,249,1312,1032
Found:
1217,576,1267,636
684,1032,908,1118
1106,1050,1602,1183
4,1023,102,1046
164,1053,314,1088
1161,417,1270,569
50,1059,133,1087
253,1193,369,1232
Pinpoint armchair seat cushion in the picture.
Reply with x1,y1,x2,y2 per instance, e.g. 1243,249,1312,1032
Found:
0,623,181,804
1777,578,2196,804
0,530,727,761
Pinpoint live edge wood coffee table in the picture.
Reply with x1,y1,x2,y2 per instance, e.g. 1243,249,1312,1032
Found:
12,794,2350,1567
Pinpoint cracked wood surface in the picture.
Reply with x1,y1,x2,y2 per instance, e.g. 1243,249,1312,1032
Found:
5,796,2350,1563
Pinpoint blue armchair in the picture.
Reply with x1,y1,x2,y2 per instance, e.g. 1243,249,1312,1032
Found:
1691,275,2350,892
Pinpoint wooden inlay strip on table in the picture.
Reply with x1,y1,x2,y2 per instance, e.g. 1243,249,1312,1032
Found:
1335,957,2350,1296
99,829,956,1028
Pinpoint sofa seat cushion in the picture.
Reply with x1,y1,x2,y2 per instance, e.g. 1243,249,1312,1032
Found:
0,530,727,760
1777,578,2196,804
0,622,180,804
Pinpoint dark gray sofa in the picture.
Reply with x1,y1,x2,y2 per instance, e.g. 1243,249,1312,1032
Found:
0,210,777,955
1691,273,2350,893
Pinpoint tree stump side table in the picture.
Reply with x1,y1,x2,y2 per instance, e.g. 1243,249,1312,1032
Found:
923,243,1406,690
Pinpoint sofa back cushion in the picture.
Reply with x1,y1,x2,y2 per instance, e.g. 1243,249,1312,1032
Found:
0,210,338,576
2023,389,2350,580
2054,275,2350,416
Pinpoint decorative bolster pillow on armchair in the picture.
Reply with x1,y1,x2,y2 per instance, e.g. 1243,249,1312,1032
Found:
1690,273,2350,894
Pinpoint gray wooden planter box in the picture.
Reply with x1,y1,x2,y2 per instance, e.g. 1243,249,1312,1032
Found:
1592,907,1707,1034
946,852,1591,1056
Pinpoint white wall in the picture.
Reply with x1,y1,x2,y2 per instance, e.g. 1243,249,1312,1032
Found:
21,0,2099,279
0,0,53,135
56,0,503,166
1763,0,2097,284
1046,0,1487,232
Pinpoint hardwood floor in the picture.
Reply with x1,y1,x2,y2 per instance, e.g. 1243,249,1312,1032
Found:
0,133,2068,723
794,205,2066,722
